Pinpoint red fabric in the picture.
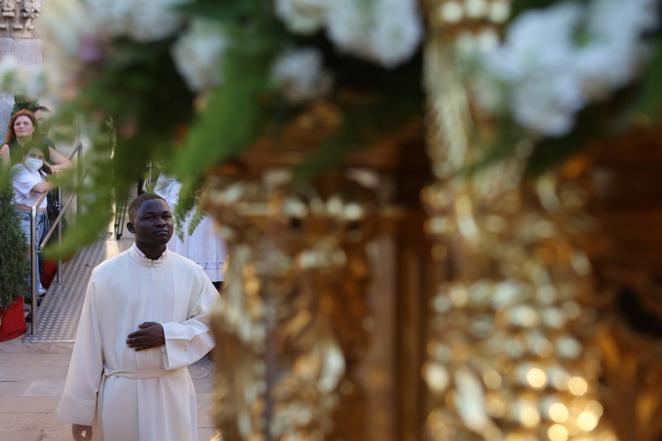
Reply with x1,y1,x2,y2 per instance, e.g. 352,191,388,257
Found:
41,260,57,289
0,297,27,342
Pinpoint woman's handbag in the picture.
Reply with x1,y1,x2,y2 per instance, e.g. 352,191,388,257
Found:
46,190,60,222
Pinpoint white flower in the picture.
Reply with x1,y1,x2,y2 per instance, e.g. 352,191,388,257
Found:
511,73,585,136
271,48,332,103
172,19,228,92
473,0,659,136
486,3,581,82
368,0,424,68
275,0,331,34
477,2,583,132
87,0,190,42
326,0,423,68
86,0,133,38
325,0,370,57
576,0,658,96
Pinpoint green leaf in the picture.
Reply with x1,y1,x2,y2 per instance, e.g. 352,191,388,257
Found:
459,119,523,177
630,37,662,121
178,0,266,23
525,107,601,175
173,53,273,190
293,125,361,182
295,64,424,180
510,0,558,19
0,184,29,308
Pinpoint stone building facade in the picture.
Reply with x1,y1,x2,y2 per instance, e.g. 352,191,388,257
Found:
0,0,42,139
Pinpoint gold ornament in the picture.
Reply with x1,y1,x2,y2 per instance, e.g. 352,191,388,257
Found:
203,167,380,441
549,131,662,441
421,3,614,440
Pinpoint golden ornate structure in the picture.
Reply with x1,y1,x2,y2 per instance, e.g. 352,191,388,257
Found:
202,105,428,440
551,131,662,441
201,3,662,440
204,170,375,441
421,1,617,440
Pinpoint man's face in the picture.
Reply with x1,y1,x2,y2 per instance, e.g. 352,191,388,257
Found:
128,199,174,246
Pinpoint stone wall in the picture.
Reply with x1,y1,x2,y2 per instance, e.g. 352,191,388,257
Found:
0,0,42,140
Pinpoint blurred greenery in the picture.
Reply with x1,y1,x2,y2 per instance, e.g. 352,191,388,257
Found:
0,184,29,309
296,56,423,180
510,0,559,19
631,37,662,122
44,0,424,257
47,36,195,256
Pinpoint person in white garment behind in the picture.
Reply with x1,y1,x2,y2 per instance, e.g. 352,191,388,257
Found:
57,193,217,441
155,174,226,291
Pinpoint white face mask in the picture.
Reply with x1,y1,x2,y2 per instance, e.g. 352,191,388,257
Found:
24,157,43,172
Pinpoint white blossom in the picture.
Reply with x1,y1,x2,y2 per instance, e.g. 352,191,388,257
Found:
326,0,423,68
87,0,190,42
368,0,425,68
271,48,332,103
474,0,660,136
172,19,228,92
275,0,423,68
275,0,331,34
486,3,581,82
510,72,585,136
325,0,370,58
575,0,658,96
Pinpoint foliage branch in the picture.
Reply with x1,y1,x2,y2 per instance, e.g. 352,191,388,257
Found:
34,0,423,256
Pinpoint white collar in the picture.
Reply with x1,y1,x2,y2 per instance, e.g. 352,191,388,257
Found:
130,243,168,267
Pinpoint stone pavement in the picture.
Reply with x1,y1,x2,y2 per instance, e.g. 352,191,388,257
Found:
0,338,218,441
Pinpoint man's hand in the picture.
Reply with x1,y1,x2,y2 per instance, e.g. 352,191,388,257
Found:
72,424,92,440
126,322,165,351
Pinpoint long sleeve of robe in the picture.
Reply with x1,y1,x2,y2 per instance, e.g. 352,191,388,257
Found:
57,245,217,441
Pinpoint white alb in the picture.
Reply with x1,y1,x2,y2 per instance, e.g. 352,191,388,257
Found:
57,245,217,441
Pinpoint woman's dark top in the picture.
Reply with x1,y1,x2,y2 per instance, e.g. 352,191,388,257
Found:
7,137,53,164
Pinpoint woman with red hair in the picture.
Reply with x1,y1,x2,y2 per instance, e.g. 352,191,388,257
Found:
0,109,71,171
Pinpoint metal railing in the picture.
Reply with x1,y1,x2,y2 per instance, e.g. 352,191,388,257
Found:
28,143,83,335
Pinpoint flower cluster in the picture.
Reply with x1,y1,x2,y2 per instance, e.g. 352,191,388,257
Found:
34,1,427,260
171,19,228,92
276,0,423,68
271,48,333,104
41,0,222,95
86,0,190,42
472,0,659,136
40,0,423,105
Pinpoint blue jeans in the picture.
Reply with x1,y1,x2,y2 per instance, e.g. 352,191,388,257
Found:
17,209,48,296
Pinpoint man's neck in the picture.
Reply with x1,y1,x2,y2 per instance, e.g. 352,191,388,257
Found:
135,242,167,260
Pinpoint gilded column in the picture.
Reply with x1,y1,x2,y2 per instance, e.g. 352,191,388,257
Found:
421,1,615,440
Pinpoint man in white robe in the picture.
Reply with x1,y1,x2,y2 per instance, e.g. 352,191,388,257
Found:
154,175,227,289
57,193,217,441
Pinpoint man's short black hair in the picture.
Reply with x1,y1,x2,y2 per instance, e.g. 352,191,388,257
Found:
127,193,168,223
